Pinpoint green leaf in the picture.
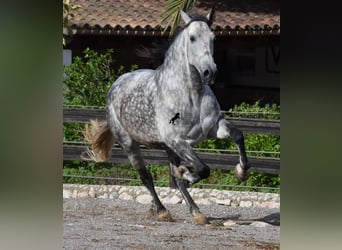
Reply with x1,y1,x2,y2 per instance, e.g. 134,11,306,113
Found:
160,0,197,36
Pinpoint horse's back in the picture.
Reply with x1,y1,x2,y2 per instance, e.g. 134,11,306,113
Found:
107,69,155,97
106,69,162,145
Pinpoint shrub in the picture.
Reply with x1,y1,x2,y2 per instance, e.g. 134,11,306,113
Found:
63,48,137,141
64,48,138,107
227,101,280,120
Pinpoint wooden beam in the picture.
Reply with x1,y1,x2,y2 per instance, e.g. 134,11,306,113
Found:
63,108,280,135
63,144,280,175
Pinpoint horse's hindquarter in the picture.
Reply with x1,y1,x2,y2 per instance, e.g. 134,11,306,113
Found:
106,70,162,144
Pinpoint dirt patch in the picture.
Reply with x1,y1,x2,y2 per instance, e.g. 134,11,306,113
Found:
64,198,280,249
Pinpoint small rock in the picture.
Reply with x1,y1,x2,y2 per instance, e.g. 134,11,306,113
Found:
118,193,133,201
231,201,239,207
196,198,213,205
98,193,108,199
161,195,182,204
260,201,280,209
240,201,252,207
253,201,261,207
78,191,89,198
136,194,152,204
250,221,270,227
223,220,236,227
72,189,77,198
216,199,231,206
109,193,117,199
63,189,72,199
89,188,96,198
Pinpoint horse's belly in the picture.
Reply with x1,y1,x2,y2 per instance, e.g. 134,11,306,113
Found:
119,100,161,144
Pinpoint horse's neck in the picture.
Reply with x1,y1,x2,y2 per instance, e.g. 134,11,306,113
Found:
156,35,203,96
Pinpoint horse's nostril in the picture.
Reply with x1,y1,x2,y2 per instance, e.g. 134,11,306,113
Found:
203,69,210,78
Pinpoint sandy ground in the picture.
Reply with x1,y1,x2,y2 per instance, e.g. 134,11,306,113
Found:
63,198,280,249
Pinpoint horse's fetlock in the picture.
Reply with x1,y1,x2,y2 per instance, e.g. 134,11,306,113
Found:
157,210,174,222
173,165,190,179
193,212,209,225
235,163,249,182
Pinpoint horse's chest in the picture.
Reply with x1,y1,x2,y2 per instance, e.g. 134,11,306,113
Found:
173,109,213,144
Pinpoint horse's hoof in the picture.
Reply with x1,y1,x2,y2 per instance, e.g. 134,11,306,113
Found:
235,163,249,182
193,212,209,225
157,210,174,222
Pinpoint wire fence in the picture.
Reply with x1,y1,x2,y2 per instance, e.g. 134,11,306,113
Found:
63,174,280,192
63,106,280,193
221,110,280,116
63,105,281,117
63,141,280,157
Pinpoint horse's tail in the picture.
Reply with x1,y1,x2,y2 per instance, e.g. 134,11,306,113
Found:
81,119,115,162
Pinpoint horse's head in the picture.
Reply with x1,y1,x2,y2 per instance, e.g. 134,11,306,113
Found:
181,10,217,85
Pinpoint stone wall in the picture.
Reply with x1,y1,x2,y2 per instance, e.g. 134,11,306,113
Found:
63,184,280,209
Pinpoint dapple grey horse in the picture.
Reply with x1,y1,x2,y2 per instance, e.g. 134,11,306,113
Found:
83,10,250,224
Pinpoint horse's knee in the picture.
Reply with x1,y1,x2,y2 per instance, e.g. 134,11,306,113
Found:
190,166,210,184
232,128,244,142
198,166,210,179
217,119,244,142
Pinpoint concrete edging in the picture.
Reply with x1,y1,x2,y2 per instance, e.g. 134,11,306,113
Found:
63,184,280,209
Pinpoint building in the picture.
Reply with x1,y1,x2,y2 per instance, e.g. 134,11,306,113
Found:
64,0,280,110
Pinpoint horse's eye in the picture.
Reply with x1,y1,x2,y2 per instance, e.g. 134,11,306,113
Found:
190,36,195,42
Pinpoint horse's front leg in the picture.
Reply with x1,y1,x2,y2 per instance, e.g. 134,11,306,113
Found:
165,139,210,185
215,116,251,182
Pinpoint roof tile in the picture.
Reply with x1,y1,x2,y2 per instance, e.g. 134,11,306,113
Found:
68,0,280,35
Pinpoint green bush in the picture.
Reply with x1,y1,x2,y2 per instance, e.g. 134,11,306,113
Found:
63,48,137,141
64,48,138,107
195,170,279,193
230,102,280,158
63,161,140,185
227,101,280,120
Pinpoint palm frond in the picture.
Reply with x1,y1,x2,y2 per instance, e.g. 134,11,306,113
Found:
160,0,197,36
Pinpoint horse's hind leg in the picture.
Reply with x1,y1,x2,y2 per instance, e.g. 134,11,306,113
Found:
124,142,173,222
166,149,209,225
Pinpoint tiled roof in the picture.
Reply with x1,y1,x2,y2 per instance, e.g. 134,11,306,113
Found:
68,0,280,36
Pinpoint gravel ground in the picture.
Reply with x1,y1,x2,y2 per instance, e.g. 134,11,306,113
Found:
63,198,280,249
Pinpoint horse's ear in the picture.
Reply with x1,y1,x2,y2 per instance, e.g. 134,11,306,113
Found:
206,10,212,21
206,4,216,25
180,10,191,25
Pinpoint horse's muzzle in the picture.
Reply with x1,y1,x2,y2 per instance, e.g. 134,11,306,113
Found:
203,67,217,85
